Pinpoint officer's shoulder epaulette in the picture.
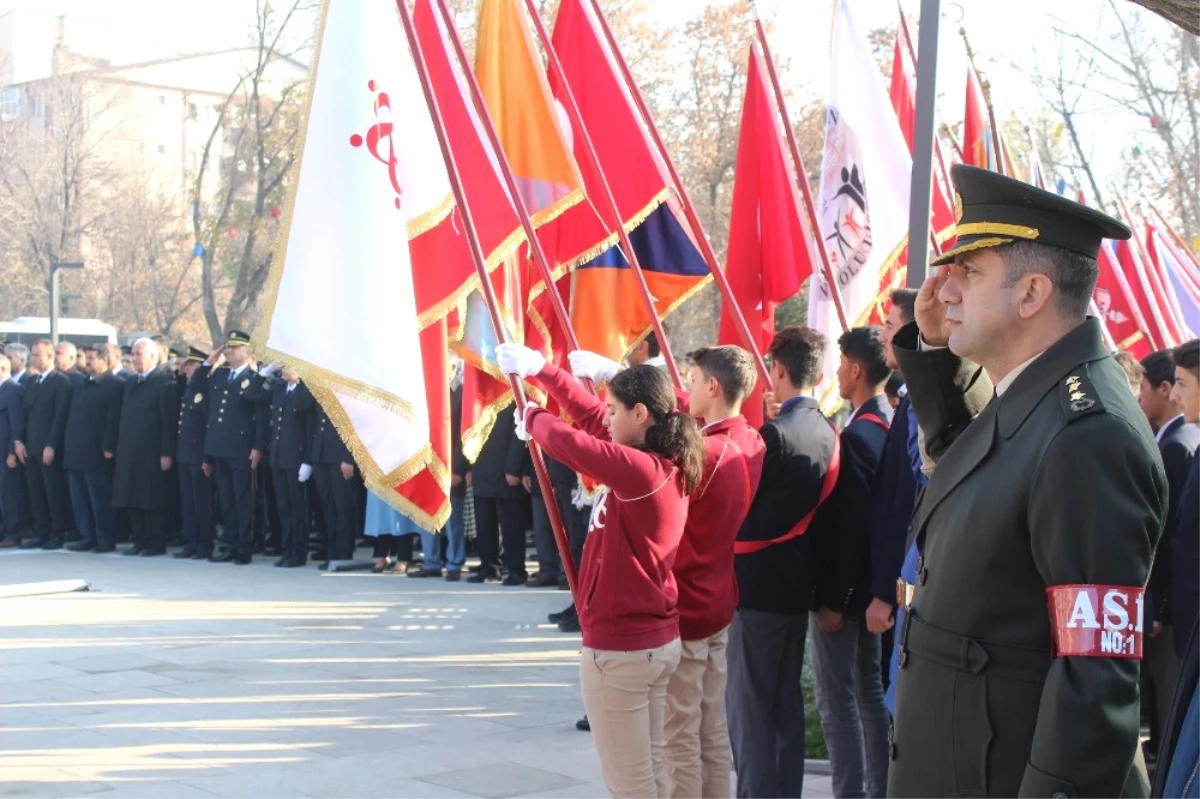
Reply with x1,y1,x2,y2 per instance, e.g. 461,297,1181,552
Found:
1058,363,1105,423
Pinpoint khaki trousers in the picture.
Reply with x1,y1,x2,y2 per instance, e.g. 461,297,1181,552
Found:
581,639,682,798
663,626,732,799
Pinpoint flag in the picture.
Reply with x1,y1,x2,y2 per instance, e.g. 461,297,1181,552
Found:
1094,242,1153,358
1146,221,1199,338
255,0,441,525
809,0,912,410
718,43,812,427
1117,237,1175,349
890,36,915,153
963,66,992,170
527,0,710,370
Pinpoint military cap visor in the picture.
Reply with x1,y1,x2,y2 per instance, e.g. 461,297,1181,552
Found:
225,330,252,348
932,164,1131,267
186,346,208,363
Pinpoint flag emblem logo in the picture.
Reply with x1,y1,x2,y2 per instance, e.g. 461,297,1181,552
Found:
820,108,873,292
348,79,403,210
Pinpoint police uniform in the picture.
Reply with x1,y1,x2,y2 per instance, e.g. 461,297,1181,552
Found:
310,406,357,563
201,331,270,564
888,165,1167,797
267,377,316,566
175,347,215,559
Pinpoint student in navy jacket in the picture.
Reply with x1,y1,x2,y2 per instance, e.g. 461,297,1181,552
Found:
810,327,894,798
1169,340,1200,657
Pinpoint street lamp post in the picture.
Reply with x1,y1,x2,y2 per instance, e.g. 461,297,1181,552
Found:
48,261,84,344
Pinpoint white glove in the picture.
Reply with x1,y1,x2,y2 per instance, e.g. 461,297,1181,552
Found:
568,350,621,383
495,343,546,378
514,402,540,442
259,362,280,378
298,463,313,483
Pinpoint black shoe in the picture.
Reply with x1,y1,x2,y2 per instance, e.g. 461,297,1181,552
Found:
233,554,252,565
140,548,166,557
191,550,212,560
40,539,63,550
123,547,144,556
284,559,306,568
445,570,461,582
67,542,95,552
575,716,590,732
467,571,500,584
209,551,235,563
93,544,116,553
526,574,559,588
548,605,575,624
174,548,196,559
558,615,581,633
409,568,443,578
503,574,528,587
467,564,483,574
18,538,40,549
166,535,187,547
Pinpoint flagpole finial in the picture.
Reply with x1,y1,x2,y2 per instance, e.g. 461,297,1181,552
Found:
750,0,761,23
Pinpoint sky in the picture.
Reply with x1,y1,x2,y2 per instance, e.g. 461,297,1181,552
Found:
0,0,1176,190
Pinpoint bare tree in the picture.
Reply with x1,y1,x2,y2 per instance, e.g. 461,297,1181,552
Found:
191,0,311,344
1128,0,1199,36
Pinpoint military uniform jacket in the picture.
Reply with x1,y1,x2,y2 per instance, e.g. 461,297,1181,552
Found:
310,406,353,466
889,318,1166,798
0,380,24,457
176,369,211,466
198,364,270,461
62,372,124,472
17,370,72,452
111,367,181,511
268,380,316,470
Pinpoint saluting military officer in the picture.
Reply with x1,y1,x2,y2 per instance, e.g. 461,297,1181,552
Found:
888,165,1167,797
199,331,270,565
174,346,215,560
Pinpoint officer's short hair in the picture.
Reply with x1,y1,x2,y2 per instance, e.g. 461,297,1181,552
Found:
768,326,825,389
687,346,757,406
1112,351,1143,396
98,343,120,363
4,343,27,359
1000,241,1098,320
838,326,891,387
1174,339,1199,374
1141,350,1176,389
31,338,53,353
889,289,918,325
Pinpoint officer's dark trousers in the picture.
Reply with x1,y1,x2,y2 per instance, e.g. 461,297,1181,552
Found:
473,495,527,579
272,467,308,565
178,462,214,556
314,464,357,561
726,608,809,798
213,457,254,558
530,493,562,580
25,455,67,543
66,468,116,548
0,460,25,541
128,508,164,552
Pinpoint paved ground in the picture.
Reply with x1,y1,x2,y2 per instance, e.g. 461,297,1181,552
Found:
0,549,834,798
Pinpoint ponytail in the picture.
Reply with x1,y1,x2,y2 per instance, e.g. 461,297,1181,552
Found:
609,365,705,494
644,410,705,494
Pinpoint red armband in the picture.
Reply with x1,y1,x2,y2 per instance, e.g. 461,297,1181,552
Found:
1046,584,1144,659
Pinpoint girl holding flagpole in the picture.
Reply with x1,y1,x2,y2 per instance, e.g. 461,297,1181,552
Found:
496,342,703,799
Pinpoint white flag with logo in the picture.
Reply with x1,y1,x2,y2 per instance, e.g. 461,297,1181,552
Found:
808,0,912,409
256,0,451,504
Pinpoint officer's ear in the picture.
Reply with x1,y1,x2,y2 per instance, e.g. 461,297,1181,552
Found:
1015,272,1055,320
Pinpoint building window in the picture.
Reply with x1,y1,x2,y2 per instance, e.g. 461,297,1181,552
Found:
156,144,165,154
158,95,166,105
187,102,197,119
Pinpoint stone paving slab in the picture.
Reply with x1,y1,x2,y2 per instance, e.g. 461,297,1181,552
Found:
0,549,833,798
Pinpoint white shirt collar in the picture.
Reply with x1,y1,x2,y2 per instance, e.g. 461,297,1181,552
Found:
1156,414,1185,443
847,394,887,424
229,364,248,380
994,351,1046,397
646,355,667,369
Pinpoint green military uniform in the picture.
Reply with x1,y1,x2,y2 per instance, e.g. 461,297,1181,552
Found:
888,165,1168,797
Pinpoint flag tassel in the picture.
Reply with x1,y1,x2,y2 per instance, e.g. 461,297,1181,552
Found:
396,0,579,600
754,17,850,333
521,0,685,390
584,0,771,388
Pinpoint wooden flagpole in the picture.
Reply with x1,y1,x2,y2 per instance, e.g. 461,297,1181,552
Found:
519,0,685,390
396,0,578,598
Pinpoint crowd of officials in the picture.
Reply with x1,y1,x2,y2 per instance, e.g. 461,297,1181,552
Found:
1,167,1198,799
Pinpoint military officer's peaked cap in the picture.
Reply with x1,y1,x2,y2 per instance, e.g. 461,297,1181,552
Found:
933,164,1131,266
225,330,252,348
186,346,207,363
168,344,183,359
120,344,132,355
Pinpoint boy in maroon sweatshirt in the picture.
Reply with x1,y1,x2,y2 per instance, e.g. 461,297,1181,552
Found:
664,346,765,798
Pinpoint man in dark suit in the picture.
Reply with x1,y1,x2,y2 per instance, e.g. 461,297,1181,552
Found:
267,369,316,567
466,404,530,585
727,326,837,798
412,378,470,581
309,404,358,566
55,342,87,390
63,346,124,552
1169,340,1200,658
111,338,181,556
810,326,894,798
0,358,25,548
5,343,30,386
199,332,270,565
175,347,215,559
1137,348,1200,758
14,339,72,550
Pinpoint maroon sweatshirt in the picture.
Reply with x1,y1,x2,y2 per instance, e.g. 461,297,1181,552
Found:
674,415,765,640
524,363,687,652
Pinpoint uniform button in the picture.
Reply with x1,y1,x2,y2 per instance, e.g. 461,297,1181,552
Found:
1052,793,1068,799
